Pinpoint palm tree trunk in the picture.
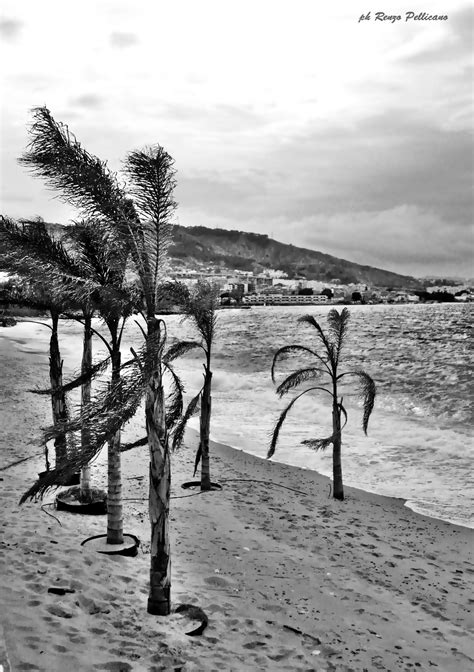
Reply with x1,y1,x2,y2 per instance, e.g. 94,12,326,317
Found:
107,347,123,544
200,368,212,491
332,399,344,500
49,310,68,469
146,317,171,616
80,313,92,501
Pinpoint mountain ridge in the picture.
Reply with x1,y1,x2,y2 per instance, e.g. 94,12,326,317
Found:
170,224,421,288
17,220,421,288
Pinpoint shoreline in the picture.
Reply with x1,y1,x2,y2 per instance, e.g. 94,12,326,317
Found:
201,425,474,532
206,430,472,532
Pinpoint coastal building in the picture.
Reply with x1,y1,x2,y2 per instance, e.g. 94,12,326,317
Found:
242,293,328,305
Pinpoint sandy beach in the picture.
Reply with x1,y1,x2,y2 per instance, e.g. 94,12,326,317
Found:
1,330,473,672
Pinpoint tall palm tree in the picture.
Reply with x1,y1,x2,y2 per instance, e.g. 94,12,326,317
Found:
17,106,180,614
268,308,376,500
171,280,220,490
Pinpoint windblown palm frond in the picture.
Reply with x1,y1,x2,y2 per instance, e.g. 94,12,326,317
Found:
19,107,132,227
298,314,333,359
339,370,376,433
121,436,148,453
276,367,328,397
300,402,348,451
301,436,334,451
123,147,177,309
65,219,128,289
327,308,350,364
163,340,203,364
184,281,220,347
163,361,185,431
268,386,325,459
271,344,329,382
21,363,145,503
0,216,94,304
171,390,202,452
29,355,111,395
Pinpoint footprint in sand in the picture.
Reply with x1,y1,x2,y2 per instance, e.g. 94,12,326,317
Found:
93,663,133,671
46,603,75,619
204,575,234,588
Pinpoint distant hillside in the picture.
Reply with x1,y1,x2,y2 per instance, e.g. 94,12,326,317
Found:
4,221,420,288
170,225,421,288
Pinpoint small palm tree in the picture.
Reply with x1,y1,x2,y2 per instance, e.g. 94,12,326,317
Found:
63,219,137,542
0,218,80,472
268,308,376,500
171,280,220,490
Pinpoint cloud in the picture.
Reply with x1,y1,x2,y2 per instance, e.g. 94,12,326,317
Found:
69,94,104,109
176,109,473,276
178,111,473,223
397,6,473,66
0,17,22,41
162,102,266,132
268,206,473,277
110,31,138,48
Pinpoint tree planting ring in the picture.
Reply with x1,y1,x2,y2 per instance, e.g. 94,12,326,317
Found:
181,481,222,491
81,533,140,557
55,486,107,515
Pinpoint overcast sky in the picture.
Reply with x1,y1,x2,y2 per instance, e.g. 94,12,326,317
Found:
1,1,472,278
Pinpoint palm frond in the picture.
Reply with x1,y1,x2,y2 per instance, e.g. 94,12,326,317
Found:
301,404,347,451
29,355,111,395
271,344,327,382
171,390,202,452
163,361,185,431
19,107,131,226
184,281,220,347
327,308,350,363
339,402,348,430
121,436,148,452
0,216,95,304
65,219,128,289
193,444,202,477
123,146,177,307
276,367,328,397
163,340,203,364
301,436,334,451
351,370,376,433
297,314,334,362
268,386,322,458
18,108,145,311
21,364,145,502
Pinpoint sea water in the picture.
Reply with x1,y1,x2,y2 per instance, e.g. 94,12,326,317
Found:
160,303,473,529
3,302,472,528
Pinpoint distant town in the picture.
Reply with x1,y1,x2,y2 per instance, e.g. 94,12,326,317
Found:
168,267,474,306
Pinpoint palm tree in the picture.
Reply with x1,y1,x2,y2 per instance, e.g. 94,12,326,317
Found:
63,219,136,542
0,215,133,540
17,106,180,614
171,280,220,490
0,218,81,472
268,308,376,500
